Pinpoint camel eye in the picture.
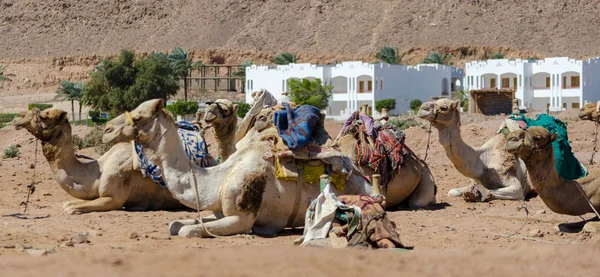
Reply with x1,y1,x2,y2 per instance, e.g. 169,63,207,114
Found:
533,136,542,141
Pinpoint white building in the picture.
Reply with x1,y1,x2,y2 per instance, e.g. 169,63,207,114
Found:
464,57,600,111
245,62,464,119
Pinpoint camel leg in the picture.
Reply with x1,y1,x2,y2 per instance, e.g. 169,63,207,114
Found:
177,214,256,238
486,177,525,200
407,166,437,208
62,200,88,210
448,183,475,197
169,214,223,235
63,196,127,215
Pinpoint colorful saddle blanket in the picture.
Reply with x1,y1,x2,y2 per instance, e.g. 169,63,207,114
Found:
134,121,209,188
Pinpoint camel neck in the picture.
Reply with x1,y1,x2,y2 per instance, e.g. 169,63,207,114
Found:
41,127,99,199
146,117,221,211
524,150,592,215
436,121,485,179
213,117,237,162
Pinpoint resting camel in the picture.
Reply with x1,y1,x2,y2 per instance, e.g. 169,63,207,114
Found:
12,108,184,214
204,99,238,163
102,99,373,238
417,98,533,201
335,124,436,208
578,101,600,122
505,126,600,231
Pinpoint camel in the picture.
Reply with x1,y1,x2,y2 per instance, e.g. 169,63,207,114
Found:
234,103,436,208
578,101,599,122
102,99,373,238
12,108,184,214
505,126,600,231
204,99,238,163
417,98,532,201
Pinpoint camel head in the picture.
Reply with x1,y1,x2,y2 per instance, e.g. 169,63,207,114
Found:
103,99,170,145
505,126,557,161
13,108,69,142
417,98,460,128
578,101,598,121
204,99,238,124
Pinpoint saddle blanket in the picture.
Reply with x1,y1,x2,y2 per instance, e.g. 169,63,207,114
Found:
133,121,209,188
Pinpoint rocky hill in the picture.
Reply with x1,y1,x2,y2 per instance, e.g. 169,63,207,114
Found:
1,0,599,60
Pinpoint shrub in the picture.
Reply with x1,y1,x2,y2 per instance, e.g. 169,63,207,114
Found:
82,127,113,155
209,55,226,65
28,103,53,111
88,110,101,119
72,134,85,151
233,102,251,118
389,118,421,131
409,99,423,112
3,145,20,159
375,99,396,113
168,100,199,116
0,123,5,129
0,113,16,123
288,78,333,109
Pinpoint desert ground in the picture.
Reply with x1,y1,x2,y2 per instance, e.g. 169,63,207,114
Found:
0,108,599,276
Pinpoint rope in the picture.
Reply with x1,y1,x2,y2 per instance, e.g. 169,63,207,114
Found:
423,123,433,162
23,139,38,213
590,117,599,165
188,157,229,239
572,179,600,219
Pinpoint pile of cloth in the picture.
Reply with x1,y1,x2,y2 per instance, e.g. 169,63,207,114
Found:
339,111,408,188
295,184,408,249
133,121,210,188
500,113,588,180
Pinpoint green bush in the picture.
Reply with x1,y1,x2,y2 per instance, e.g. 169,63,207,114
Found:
0,123,5,129
0,113,16,123
88,110,101,119
72,134,85,151
389,118,421,131
409,99,422,112
28,103,53,111
233,102,251,118
288,78,333,109
375,99,396,113
3,145,20,159
168,100,199,116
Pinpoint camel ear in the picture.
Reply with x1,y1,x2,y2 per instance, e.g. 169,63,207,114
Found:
450,100,459,110
232,104,239,113
550,132,558,143
151,99,164,115
58,111,68,122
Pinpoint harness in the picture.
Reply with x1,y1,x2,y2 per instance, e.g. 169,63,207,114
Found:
206,101,234,118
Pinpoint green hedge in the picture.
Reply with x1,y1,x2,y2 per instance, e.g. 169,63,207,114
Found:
409,99,422,112
375,99,396,113
233,102,251,118
0,113,16,123
88,110,101,119
28,103,53,110
167,100,198,116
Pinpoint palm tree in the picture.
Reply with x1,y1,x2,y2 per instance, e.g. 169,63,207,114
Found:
490,53,505,59
167,47,193,100
272,52,297,65
375,46,404,64
0,65,15,82
422,51,453,65
56,80,84,121
232,61,252,84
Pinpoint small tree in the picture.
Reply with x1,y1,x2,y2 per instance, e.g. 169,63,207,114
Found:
375,46,403,65
287,78,332,109
233,61,252,84
167,47,193,100
375,99,396,113
82,49,179,116
423,51,452,65
453,90,469,111
272,52,297,65
233,102,251,118
409,99,422,112
56,80,85,121
490,53,505,59
167,100,199,117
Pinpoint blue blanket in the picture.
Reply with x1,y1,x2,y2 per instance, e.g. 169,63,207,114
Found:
273,103,321,150
135,121,209,188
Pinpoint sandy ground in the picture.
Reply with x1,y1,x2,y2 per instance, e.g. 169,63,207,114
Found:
1,110,600,276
